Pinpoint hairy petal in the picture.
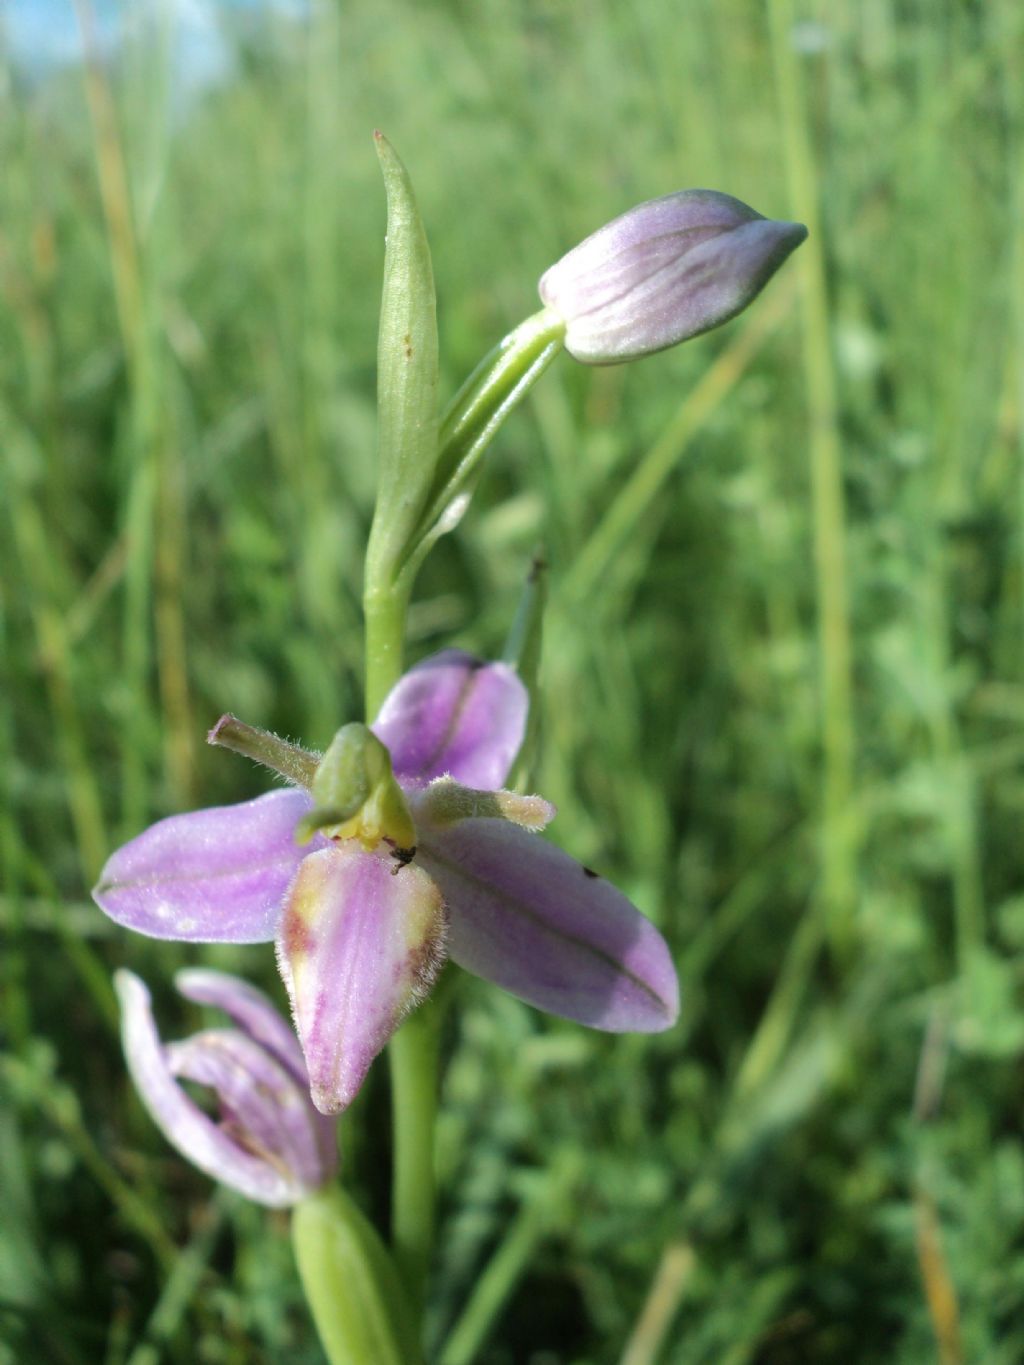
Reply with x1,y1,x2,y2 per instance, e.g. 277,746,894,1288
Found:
115,970,305,1206
372,649,527,790
94,790,319,943
417,821,679,1032
276,844,447,1114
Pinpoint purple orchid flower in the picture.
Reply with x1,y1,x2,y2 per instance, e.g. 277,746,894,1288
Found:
539,189,807,364
117,968,338,1206
95,651,679,1114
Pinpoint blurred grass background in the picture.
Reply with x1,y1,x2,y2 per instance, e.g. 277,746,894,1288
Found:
3,0,1024,1361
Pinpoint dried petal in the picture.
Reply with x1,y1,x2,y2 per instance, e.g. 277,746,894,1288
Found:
94,790,320,943
417,820,678,1032
116,970,311,1206
175,968,308,1083
372,649,527,790
276,844,447,1114
168,1028,334,1194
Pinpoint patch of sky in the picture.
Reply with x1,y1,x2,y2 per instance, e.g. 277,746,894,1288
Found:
6,0,310,101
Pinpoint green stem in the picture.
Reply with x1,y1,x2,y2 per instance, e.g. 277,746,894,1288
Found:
387,999,444,1317
438,1184,552,1365
292,1186,424,1365
400,308,565,572
362,301,564,1338
435,308,564,493
363,580,410,718
363,567,439,1325
768,0,857,950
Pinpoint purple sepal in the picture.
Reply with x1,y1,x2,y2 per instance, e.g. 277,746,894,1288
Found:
275,844,447,1114
116,969,337,1207
539,190,807,364
372,649,527,791
93,790,321,943
417,820,679,1032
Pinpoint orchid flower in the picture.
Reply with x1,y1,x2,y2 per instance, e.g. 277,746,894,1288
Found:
117,968,338,1206
95,651,679,1114
539,189,808,364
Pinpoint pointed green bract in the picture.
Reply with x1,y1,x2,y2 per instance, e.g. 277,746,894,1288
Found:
365,133,440,593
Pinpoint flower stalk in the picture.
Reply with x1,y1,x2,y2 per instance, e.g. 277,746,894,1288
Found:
398,308,565,573
387,997,445,1318
363,580,411,719
366,587,444,1327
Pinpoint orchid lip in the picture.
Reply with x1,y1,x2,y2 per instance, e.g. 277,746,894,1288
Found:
275,842,447,1115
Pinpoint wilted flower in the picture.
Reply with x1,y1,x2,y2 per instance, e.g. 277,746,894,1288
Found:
96,652,679,1114
117,968,337,1206
539,189,807,364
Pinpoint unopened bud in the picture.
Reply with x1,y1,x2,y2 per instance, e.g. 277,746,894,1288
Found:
539,190,807,364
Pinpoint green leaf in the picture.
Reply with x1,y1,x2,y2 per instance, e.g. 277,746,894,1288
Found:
955,947,1024,1058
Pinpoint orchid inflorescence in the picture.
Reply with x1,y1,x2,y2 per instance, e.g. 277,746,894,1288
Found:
92,135,804,1359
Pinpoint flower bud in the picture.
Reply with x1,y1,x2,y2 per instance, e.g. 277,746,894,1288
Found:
538,190,807,364
117,969,337,1206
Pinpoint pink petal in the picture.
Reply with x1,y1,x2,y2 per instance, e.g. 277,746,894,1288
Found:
167,1028,336,1193
116,970,305,1206
94,790,320,943
417,821,679,1032
539,190,807,363
372,649,527,790
275,844,447,1114
174,969,308,1083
